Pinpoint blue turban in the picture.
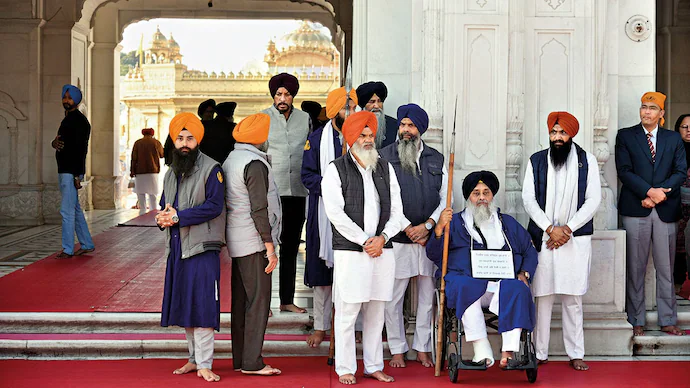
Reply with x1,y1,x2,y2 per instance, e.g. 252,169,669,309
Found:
397,103,429,135
62,84,82,105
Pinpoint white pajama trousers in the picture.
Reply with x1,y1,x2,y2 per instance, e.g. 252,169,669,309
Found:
184,327,215,370
535,294,584,360
136,193,157,215
461,284,522,355
334,295,386,376
384,275,435,354
313,285,333,331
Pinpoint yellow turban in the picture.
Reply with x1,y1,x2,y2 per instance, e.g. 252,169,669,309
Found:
169,112,204,143
326,87,358,119
641,92,667,126
233,113,271,145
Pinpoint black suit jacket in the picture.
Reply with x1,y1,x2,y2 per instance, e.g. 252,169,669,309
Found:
615,123,687,222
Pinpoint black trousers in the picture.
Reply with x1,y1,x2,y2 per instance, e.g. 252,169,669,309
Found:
673,252,688,285
231,251,271,371
279,196,306,305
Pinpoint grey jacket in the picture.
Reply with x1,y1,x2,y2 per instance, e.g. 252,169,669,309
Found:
262,104,309,197
162,151,226,259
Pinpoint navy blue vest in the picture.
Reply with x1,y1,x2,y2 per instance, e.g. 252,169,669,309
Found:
331,153,393,251
379,141,444,243
527,143,594,252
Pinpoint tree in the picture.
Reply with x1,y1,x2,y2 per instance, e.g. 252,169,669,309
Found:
120,50,139,76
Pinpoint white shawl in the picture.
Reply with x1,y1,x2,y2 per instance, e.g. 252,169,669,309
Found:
544,145,579,238
318,121,337,268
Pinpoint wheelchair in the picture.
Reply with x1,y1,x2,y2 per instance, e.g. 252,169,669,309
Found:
431,288,538,384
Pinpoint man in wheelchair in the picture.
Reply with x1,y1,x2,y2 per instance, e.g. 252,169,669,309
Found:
426,170,538,369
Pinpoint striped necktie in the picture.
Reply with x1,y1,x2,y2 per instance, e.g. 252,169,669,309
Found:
646,132,655,162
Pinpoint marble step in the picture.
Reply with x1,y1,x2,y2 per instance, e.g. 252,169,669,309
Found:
643,310,690,330
0,312,313,335
633,331,690,356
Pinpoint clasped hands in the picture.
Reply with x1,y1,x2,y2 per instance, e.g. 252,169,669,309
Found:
155,203,178,228
545,225,571,250
404,221,433,246
363,236,385,258
641,187,672,209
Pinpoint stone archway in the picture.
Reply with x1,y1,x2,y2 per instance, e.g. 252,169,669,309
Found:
77,0,352,209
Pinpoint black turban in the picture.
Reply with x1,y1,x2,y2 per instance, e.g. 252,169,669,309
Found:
269,73,300,97
462,170,500,200
356,81,388,109
301,101,322,125
215,102,237,119
197,99,216,118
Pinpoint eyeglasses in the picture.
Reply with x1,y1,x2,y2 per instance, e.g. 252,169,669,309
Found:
681,125,690,130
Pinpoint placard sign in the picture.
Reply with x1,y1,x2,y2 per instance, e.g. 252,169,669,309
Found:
470,249,515,279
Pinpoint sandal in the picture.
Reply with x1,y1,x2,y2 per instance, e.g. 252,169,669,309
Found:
55,252,73,259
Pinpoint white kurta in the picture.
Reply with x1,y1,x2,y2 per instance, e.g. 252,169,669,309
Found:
134,173,159,195
321,154,406,304
522,149,601,297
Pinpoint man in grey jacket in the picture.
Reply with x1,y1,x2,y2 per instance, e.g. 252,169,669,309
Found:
262,72,310,314
224,113,282,376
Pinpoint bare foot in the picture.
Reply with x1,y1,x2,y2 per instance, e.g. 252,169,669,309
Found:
364,370,395,383
280,304,307,313
416,351,434,368
499,351,514,369
197,368,220,382
173,362,197,375
268,309,273,318
339,373,356,385
633,326,645,336
241,365,281,376
569,359,589,371
388,354,406,368
661,325,686,336
307,330,326,347
355,331,363,343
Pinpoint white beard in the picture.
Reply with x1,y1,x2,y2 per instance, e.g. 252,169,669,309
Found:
372,109,387,148
467,200,497,227
352,142,379,171
397,137,421,176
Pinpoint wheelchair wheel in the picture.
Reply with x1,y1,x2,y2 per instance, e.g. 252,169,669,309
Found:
526,367,537,383
448,352,459,383
431,289,447,371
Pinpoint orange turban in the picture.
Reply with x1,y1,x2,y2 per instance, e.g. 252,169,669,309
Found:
326,87,358,119
342,111,378,147
169,112,204,143
547,111,579,138
641,92,667,126
233,113,271,145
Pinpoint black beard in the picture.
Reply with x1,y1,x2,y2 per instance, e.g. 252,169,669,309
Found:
171,147,199,176
334,115,346,131
274,102,291,114
549,138,572,169
63,103,74,111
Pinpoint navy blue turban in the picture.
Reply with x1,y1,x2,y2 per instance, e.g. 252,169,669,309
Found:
62,84,82,105
397,103,429,135
356,81,388,109
269,73,300,97
462,170,499,200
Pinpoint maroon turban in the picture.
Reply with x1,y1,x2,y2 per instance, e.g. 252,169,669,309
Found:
269,73,299,97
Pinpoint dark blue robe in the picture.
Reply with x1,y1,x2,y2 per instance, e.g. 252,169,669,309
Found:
160,166,224,331
301,124,342,287
426,210,538,333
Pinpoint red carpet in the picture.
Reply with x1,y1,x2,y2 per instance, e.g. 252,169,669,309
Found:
0,358,687,387
118,211,158,227
679,279,690,300
0,227,231,313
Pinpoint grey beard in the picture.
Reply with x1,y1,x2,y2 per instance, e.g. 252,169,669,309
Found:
256,140,269,153
467,200,497,227
397,137,420,176
351,142,379,171
372,109,386,148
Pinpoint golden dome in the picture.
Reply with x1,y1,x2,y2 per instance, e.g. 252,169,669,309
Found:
147,26,169,50
275,21,335,53
168,33,180,51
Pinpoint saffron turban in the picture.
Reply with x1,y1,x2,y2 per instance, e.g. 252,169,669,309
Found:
641,92,667,126
342,111,378,147
547,111,580,138
215,102,237,119
197,99,216,117
62,84,82,105
169,112,205,143
326,87,358,119
233,113,271,145
462,170,499,200
269,73,299,97
356,81,388,109
141,128,154,136
397,104,429,135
